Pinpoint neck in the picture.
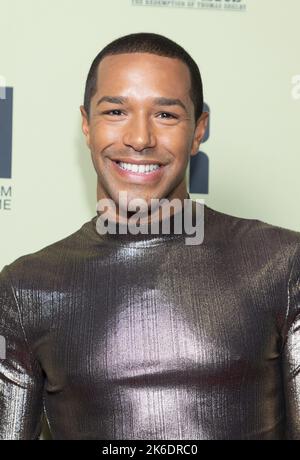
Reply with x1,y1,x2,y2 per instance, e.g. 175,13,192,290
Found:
96,182,190,226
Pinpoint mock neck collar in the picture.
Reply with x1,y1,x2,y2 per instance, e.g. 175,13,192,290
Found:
88,194,205,248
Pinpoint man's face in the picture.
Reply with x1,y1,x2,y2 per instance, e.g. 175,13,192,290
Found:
80,52,208,215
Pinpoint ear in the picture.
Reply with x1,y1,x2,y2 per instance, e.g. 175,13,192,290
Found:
80,105,91,148
191,111,209,157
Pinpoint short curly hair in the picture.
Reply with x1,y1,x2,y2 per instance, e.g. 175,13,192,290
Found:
83,32,203,123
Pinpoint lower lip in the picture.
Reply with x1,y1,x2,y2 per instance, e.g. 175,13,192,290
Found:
110,160,166,183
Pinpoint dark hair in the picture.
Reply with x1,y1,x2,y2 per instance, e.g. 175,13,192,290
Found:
83,32,203,122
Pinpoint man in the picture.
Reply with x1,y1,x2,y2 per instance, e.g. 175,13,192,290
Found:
0,32,299,440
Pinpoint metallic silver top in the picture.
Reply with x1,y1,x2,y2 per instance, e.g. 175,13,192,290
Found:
0,200,300,439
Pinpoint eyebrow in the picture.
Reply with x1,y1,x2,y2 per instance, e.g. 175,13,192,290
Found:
96,95,187,113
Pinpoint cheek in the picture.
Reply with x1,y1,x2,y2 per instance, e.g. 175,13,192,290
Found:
89,123,120,151
160,129,192,161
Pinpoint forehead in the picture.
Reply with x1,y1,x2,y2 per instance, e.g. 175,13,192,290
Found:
95,53,192,98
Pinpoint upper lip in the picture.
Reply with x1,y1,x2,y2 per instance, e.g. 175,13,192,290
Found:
111,158,165,166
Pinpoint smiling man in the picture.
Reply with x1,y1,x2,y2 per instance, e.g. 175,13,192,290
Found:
79,50,207,217
0,32,300,440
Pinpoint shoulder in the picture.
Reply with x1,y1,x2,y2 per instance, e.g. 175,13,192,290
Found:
204,203,300,251
202,204,300,282
1,216,96,288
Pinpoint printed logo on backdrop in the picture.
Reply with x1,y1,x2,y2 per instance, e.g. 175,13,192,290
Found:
132,0,247,12
189,102,209,194
0,79,13,211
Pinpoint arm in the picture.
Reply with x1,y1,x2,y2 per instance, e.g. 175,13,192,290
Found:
281,245,300,439
0,265,45,439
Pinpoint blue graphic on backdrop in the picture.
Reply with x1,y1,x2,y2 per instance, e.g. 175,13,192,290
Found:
189,102,209,194
0,87,13,179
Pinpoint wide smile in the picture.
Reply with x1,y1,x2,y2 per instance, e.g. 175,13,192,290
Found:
109,159,166,183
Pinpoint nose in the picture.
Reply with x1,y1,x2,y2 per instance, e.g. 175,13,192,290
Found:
122,113,156,152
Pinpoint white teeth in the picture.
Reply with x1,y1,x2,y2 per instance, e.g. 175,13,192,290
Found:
118,162,161,173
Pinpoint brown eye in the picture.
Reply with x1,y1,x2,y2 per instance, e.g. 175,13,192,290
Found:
158,112,178,119
102,110,124,116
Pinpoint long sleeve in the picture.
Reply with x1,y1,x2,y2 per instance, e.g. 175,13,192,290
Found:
1,206,299,440
281,245,300,439
0,265,45,440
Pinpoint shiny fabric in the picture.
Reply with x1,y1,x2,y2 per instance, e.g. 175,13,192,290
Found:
0,198,300,440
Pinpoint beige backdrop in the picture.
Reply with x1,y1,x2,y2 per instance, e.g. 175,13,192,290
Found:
1,0,300,272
